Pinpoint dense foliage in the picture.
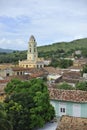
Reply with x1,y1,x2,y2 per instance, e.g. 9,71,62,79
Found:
0,51,27,64
57,82,74,90
76,81,87,91
0,103,13,130
56,81,87,91
82,64,87,74
38,38,87,52
49,58,73,68
4,79,55,130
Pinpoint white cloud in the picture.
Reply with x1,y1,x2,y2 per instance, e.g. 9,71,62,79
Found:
0,0,86,18
0,0,87,49
0,38,26,50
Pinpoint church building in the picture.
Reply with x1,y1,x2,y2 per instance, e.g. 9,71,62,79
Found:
19,35,44,68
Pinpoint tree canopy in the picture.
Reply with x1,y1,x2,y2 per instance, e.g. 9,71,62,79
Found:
82,64,87,74
76,81,87,91
57,82,74,90
4,78,55,130
0,103,13,130
49,58,73,68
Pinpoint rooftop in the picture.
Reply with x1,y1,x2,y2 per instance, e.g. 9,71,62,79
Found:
56,115,87,130
48,88,87,103
44,67,62,75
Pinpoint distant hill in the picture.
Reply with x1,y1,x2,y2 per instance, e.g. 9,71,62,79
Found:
0,48,13,53
0,38,87,63
0,38,87,53
38,38,87,52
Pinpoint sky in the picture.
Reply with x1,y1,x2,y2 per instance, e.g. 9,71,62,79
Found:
0,0,87,50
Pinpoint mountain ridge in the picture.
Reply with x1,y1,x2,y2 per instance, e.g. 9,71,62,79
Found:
0,37,87,53
0,48,13,53
38,37,87,52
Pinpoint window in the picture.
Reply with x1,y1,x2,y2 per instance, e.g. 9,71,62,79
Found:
40,65,42,68
37,65,39,68
20,72,22,75
6,73,9,76
30,48,31,52
60,108,65,113
26,65,28,68
59,102,66,116
17,72,19,75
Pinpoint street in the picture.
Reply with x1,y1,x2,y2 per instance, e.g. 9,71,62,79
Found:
38,122,58,130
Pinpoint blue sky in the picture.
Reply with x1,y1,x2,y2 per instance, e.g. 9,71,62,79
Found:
0,0,87,50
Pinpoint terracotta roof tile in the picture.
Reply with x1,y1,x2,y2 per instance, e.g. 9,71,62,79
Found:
44,67,62,74
0,79,9,83
56,115,87,130
48,88,87,102
12,67,29,71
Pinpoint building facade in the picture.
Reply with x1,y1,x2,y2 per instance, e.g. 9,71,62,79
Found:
19,35,44,68
49,88,87,118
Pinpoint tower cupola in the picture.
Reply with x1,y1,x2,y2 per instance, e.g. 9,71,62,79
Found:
29,35,36,43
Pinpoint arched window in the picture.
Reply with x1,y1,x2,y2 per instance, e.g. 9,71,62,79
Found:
26,65,28,68
30,48,31,52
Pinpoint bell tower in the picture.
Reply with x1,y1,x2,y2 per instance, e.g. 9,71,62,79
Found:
27,35,38,62
19,35,44,68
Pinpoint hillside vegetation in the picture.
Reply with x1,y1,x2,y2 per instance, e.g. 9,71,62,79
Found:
0,38,87,63
38,38,87,52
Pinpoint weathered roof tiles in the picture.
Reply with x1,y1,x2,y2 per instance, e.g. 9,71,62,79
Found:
48,88,87,102
56,115,87,130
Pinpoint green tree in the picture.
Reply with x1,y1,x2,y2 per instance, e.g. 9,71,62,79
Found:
58,59,73,68
49,58,58,67
0,103,13,130
5,100,30,130
4,79,55,130
49,58,73,68
57,82,74,90
76,81,87,91
81,64,87,75
82,49,87,58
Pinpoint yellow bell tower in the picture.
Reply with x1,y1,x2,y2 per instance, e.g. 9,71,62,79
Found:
27,35,38,61
19,35,44,68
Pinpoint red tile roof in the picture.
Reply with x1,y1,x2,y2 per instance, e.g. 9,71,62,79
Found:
0,79,9,83
48,88,87,102
56,115,87,130
44,67,62,74
63,71,81,78
12,67,29,71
